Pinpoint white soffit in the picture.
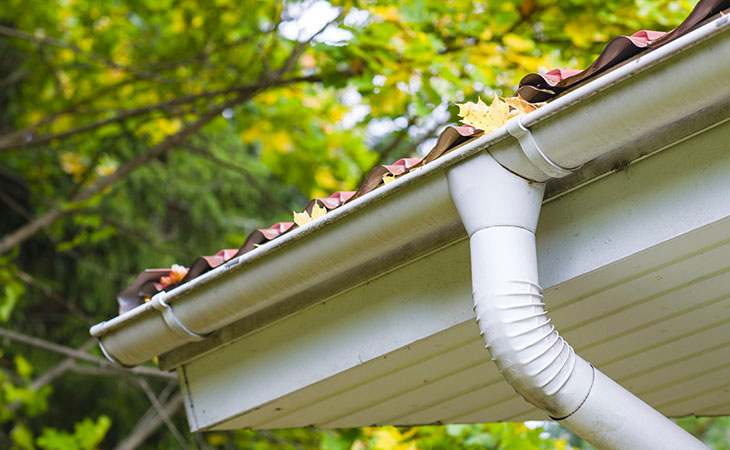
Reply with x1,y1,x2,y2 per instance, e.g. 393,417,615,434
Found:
179,118,730,431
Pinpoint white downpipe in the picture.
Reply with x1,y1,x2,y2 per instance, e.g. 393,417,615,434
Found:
447,153,707,449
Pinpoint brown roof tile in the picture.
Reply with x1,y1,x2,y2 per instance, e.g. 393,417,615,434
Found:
518,0,730,102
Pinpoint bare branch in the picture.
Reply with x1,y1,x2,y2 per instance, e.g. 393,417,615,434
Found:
114,392,185,450
0,208,66,255
0,69,27,87
0,67,336,253
0,74,322,151
0,188,33,221
0,327,177,381
7,339,96,414
276,8,347,79
31,339,96,389
0,93,251,254
137,377,188,449
0,79,134,149
0,24,164,82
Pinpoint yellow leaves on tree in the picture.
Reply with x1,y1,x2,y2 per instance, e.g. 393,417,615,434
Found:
456,94,539,133
59,151,87,182
293,203,327,227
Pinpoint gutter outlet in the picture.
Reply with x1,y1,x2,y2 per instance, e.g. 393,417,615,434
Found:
447,151,707,449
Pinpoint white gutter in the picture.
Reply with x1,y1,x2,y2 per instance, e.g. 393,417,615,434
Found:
91,12,730,381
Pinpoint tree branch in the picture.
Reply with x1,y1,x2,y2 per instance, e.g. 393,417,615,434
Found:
31,339,96,389
0,79,134,149
114,392,185,450
7,338,97,414
0,24,165,82
0,93,252,254
0,327,177,381
275,9,347,79
137,377,188,449
0,74,322,151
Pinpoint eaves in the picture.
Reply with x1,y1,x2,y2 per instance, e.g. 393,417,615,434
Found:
91,12,730,370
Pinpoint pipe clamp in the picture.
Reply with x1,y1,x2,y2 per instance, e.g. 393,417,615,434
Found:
152,291,212,341
506,116,578,178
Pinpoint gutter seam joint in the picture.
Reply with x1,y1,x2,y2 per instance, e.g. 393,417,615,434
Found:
549,363,595,421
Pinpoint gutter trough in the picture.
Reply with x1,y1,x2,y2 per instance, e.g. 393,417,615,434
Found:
92,12,730,387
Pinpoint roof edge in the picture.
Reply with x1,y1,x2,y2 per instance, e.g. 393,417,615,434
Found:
92,15,730,367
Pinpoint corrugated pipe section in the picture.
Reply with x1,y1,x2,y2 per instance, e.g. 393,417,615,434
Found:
447,152,707,449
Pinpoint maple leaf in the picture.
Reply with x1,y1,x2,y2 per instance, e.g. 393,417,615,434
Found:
293,203,327,227
504,96,538,118
456,94,510,134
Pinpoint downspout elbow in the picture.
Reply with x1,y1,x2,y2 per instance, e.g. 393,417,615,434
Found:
447,153,592,418
447,151,707,449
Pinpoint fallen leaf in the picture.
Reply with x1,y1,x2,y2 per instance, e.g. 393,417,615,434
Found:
293,203,327,227
310,203,327,220
456,94,510,134
293,211,310,227
160,264,188,287
382,173,396,185
504,96,538,118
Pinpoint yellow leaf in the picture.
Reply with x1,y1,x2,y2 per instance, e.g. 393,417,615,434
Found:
456,94,509,134
314,167,339,190
372,428,400,449
310,203,327,220
59,152,86,178
293,210,310,227
172,10,186,33
504,96,538,118
58,48,75,63
293,203,327,227
503,33,534,52
382,173,396,185
206,433,228,446
374,6,401,22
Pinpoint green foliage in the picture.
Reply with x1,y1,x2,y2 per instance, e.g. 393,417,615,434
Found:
0,353,111,449
35,416,111,450
0,258,25,322
676,416,730,450
0,0,727,448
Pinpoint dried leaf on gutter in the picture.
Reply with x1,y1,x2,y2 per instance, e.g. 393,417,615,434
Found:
293,203,327,227
456,95,510,133
504,96,539,117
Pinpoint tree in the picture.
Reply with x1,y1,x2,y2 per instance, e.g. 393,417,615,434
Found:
0,0,720,448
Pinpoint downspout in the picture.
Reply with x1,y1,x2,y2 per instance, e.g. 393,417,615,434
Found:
446,139,707,448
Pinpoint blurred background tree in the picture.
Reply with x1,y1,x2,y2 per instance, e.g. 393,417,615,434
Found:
1,0,727,448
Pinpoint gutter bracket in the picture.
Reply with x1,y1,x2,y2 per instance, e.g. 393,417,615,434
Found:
506,115,578,178
151,292,212,342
